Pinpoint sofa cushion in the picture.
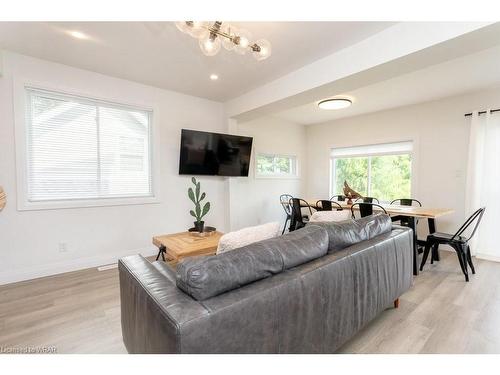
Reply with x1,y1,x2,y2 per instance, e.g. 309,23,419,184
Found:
216,222,280,255
309,210,351,223
176,225,329,301
309,213,392,252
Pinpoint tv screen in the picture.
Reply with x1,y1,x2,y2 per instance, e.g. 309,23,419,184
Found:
179,129,253,176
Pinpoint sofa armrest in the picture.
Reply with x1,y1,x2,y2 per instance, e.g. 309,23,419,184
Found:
119,255,208,353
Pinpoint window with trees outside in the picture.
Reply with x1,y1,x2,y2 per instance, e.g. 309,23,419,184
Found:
331,142,413,202
256,153,298,177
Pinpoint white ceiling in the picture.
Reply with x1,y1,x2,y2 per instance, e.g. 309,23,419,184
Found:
274,43,500,125
0,21,394,102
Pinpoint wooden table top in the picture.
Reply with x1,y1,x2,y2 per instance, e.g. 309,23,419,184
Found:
152,231,224,265
305,200,454,219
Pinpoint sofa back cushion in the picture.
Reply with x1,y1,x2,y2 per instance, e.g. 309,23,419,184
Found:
216,222,280,255
176,225,329,301
310,213,392,252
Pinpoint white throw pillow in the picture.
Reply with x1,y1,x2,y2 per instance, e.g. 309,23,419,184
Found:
309,210,351,223
216,222,281,255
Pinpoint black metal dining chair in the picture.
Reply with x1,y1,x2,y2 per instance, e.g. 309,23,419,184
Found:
350,202,387,219
290,198,314,231
420,207,486,282
279,194,293,234
330,194,346,202
355,197,379,204
390,198,422,207
315,200,343,211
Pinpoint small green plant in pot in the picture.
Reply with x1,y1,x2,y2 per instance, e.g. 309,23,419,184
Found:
188,177,210,232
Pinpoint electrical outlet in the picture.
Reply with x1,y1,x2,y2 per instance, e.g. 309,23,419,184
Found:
58,242,68,253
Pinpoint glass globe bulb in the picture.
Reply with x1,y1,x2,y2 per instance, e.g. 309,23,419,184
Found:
175,21,191,34
198,34,221,56
221,23,237,51
189,21,209,38
252,39,272,61
234,29,252,55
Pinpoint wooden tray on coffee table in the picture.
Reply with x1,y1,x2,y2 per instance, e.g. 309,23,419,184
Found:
152,230,224,266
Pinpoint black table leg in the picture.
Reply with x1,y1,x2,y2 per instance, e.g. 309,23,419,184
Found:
408,216,419,276
428,218,440,262
156,245,166,261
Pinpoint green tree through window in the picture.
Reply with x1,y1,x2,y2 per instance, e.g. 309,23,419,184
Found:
256,154,297,176
333,154,411,202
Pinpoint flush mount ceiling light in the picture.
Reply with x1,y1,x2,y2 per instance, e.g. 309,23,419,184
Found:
67,30,89,40
317,98,352,110
175,21,272,61
209,74,219,80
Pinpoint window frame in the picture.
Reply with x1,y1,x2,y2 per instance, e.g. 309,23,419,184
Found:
255,152,299,179
14,78,161,211
330,141,416,202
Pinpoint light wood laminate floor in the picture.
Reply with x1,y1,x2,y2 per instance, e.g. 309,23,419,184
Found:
1,252,500,354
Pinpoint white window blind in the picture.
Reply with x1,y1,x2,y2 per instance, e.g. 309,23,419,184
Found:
25,87,153,202
330,141,413,158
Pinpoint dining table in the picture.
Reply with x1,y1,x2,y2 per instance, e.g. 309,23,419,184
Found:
303,199,454,276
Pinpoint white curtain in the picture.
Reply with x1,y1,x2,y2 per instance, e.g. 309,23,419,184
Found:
465,110,500,258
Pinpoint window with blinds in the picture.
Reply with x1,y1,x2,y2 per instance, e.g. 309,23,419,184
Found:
25,87,153,203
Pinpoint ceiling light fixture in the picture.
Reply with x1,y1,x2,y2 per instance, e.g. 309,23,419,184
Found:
210,74,219,80
318,98,352,110
68,30,89,40
175,21,272,61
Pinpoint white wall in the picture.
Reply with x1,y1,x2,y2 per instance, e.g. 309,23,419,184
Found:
0,51,227,284
229,116,306,231
306,87,500,238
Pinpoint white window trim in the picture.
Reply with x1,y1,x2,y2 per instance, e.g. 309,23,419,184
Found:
254,152,300,179
329,140,418,200
13,78,162,211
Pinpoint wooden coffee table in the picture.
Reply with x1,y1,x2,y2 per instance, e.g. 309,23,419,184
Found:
152,231,224,266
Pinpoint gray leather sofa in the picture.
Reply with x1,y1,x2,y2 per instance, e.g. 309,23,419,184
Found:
119,214,413,353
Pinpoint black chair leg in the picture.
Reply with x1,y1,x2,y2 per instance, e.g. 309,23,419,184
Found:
282,217,289,235
430,243,438,264
420,242,432,271
466,245,475,275
453,244,469,282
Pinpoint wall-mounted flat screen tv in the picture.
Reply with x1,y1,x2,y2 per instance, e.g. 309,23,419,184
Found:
178,129,253,176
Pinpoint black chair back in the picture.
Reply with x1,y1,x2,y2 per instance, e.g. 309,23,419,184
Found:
452,207,486,241
280,194,293,216
290,198,313,231
330,194,346,201
316,200,343,211
351,202,387,219
390,198,422,207
355,197,379,204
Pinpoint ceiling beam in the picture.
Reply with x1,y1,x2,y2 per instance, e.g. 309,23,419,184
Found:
225,22,498,121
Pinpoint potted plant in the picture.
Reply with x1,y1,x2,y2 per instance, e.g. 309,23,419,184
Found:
188,177,210,232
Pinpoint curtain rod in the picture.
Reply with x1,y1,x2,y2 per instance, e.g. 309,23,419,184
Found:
464,108,500,117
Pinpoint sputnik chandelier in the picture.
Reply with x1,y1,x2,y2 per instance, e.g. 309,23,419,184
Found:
175,21,272,61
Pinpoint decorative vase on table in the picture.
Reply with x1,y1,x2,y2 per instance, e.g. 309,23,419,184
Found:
188,177,211,233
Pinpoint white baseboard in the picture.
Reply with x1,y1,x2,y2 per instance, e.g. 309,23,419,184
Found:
475,253,500,263
0,246,158,286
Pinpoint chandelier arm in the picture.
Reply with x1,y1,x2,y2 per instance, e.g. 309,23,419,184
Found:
180,21,270,59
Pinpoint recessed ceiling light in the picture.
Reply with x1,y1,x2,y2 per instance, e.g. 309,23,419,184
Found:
68,30,89,40
318,98,352,110
210,74,219,81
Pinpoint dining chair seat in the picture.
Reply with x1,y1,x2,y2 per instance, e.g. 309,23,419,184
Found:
427,232,468,243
